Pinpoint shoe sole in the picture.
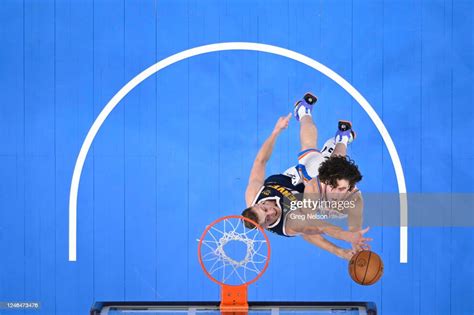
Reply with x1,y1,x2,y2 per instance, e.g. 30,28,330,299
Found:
338,120,356,140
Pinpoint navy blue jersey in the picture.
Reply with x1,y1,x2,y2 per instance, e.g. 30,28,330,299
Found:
252,174,304,237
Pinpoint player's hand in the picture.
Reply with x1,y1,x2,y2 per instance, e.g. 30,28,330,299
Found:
352,242,371,252
273,113,292,134
345,227,372,248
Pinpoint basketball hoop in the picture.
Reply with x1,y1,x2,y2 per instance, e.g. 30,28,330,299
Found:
198,215,271,314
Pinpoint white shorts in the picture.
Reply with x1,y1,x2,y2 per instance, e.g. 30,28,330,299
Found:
283,138,335,186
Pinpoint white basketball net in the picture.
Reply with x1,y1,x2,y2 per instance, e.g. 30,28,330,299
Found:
199,217,269,285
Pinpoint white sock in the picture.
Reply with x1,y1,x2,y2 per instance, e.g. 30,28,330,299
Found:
297,105,311,119
335,135,349,146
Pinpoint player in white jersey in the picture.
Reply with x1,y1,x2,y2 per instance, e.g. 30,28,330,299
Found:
242,93,370,260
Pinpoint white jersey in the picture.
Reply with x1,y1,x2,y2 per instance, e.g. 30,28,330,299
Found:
283,137,336,186
320,138,337,158
281,137,358,220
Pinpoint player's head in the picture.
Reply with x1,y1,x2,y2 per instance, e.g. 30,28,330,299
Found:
318,155,362,198
241,202,279,229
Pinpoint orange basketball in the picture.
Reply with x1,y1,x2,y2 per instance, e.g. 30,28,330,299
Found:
348,250,383,285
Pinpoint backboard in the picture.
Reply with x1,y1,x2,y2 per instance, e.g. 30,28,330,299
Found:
90,301,377,315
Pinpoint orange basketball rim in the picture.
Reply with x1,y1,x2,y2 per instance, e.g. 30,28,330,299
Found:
198,215,271,314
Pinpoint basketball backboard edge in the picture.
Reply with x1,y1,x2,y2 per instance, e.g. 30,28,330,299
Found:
90,301,377,315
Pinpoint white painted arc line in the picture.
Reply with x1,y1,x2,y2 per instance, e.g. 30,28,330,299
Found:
69,42,408,263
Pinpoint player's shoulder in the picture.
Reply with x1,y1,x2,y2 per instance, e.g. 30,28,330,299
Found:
347,188,363,202
353,188,362,197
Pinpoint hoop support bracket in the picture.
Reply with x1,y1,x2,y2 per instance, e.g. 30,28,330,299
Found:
220,284,248,315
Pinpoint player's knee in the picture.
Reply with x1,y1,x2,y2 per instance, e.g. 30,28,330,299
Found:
300,144,315,152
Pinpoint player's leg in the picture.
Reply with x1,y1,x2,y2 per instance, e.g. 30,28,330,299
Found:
321,141,348,158
279,94,318,187
300,116,318,151
293,93,325,181
320,120,356,158
332,120,356,157
294,93,318,151
320,137,337,156
332,143,347,157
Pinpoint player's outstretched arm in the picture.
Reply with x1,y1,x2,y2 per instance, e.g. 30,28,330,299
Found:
286,179,372,247
302,234,356,261
288,209,371,248
245,113,292,206
347,192,370,251
348,191,363,232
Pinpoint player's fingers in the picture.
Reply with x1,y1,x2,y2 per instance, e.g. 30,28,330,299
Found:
360,242,371,249
360,226,370,235
359,238,373,244
286,112,292,120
